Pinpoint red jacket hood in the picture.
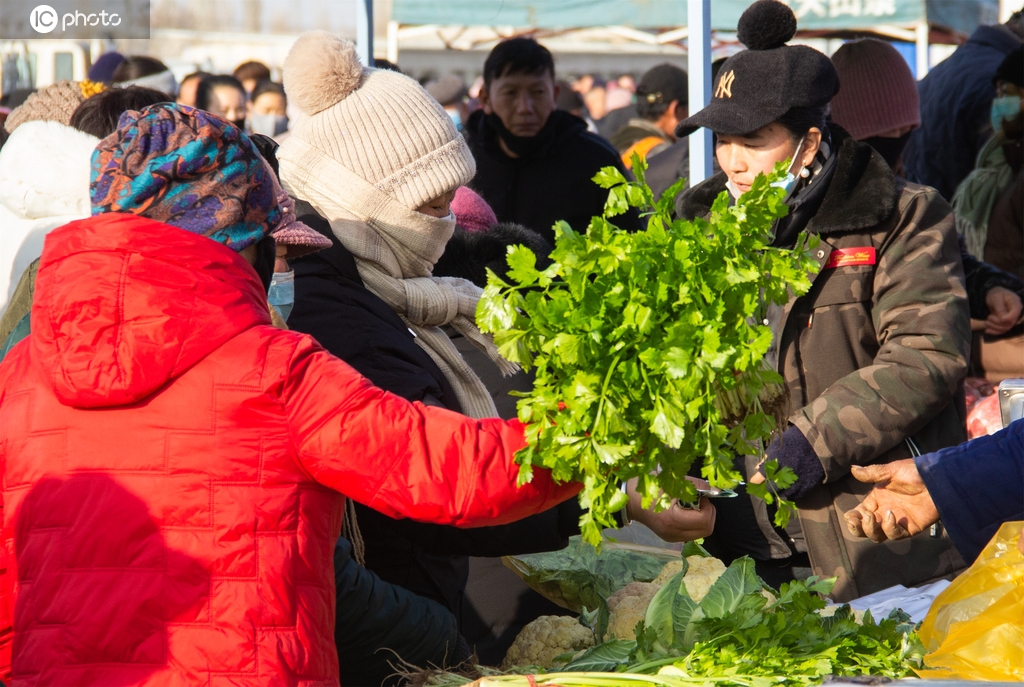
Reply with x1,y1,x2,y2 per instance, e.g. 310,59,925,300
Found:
32,214,272,408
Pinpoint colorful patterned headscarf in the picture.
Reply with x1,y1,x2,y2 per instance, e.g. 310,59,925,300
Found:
90,103,283,253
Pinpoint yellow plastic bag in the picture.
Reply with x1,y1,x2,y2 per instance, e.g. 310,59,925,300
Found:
916,521,1024,680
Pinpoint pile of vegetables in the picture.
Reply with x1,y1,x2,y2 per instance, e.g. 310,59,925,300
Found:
418,545,924,687
476,160,821,546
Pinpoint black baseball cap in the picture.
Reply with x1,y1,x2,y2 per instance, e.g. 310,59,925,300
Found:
637,63,689,106
676,0,839,138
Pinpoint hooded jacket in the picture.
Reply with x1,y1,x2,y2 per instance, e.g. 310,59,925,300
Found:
0,213,578,685
676,129,971,601
0,120,97,315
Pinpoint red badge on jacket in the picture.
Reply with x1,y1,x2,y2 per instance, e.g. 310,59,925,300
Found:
825,247,876,269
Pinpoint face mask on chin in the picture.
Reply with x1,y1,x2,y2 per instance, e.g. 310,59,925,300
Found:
485,112,555,158
249,113,289,137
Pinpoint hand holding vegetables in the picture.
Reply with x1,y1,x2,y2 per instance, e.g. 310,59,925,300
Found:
477,158,820,545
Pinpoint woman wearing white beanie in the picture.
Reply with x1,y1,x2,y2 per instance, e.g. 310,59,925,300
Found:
278,31,715,674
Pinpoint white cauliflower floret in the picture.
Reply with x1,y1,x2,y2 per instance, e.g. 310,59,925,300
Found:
652,559,685,587
606,582,659,640
502,615,595,669
681,555,726,602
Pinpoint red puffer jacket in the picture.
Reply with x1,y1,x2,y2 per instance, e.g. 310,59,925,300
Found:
0,213,579,686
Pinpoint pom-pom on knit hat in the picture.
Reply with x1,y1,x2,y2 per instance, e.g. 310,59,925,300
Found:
676,0,839,138
830,39,920,140
281,30,475,211
451,186,497,233
4,80,102,133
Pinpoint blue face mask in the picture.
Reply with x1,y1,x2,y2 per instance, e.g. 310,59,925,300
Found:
268,270,294,322
769,135,807,198
446,107,462,132
990,95,1021,133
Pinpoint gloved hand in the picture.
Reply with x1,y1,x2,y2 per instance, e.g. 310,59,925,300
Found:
749,425,825,501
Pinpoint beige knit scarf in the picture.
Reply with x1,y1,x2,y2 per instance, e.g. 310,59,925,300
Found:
278,137,517,419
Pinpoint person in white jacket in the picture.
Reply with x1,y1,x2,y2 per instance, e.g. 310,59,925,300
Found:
0,122,97,315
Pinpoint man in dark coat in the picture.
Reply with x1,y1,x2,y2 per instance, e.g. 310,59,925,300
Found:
903,13,1022,199
466,38,641,243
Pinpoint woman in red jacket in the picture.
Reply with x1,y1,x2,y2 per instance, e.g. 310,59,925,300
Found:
0,103,580,685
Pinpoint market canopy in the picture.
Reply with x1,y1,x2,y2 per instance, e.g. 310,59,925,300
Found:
391,0,1000,38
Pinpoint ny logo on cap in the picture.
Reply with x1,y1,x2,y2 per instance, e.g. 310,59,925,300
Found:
715,70,736,99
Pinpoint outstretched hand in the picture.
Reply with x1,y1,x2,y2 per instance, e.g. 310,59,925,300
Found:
843,459,940,543
626,476,716,543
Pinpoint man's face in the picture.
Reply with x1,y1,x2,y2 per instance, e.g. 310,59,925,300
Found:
481,70,558,137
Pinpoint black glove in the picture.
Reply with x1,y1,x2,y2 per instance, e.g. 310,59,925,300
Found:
762,426,825,501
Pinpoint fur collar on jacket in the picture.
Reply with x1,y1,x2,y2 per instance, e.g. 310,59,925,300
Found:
675,126,899,236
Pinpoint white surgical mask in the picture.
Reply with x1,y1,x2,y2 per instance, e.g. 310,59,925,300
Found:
990,95,1021,134
268,270,295,322
249,113,289,137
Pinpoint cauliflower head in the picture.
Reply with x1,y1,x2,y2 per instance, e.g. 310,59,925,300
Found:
652,560,685,587
681,555,726,602
502,615,595,669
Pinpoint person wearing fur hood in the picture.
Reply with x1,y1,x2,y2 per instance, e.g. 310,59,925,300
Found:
277,31,717,672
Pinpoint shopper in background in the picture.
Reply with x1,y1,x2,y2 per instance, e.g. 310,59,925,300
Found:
903,11,1022,199
248,79,289,137
195,74,248,131
86,51,125,85
233,59,272,97
466,38,640,243
112,55,178,98
176,70,210,108
426,74,469,131
609,63,688,170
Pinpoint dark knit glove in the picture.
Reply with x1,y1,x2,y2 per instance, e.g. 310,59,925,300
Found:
762,425,825,501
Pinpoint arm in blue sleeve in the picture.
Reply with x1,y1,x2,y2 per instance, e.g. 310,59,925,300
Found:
915,419,1024,564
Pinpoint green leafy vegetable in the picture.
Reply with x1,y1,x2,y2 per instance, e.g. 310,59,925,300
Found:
477,157,820,545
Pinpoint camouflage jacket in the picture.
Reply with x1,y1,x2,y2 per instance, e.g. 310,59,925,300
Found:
678,133,971,601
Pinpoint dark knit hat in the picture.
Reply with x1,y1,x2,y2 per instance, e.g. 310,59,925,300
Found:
638,63,689,106
676,0,839,137
993,45,1023,88
830,39,920,140
88,52,125,84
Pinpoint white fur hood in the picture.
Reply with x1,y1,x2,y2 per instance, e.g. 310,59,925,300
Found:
0,120,98,220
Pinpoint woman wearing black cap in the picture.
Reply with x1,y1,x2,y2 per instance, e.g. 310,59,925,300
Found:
674,0,972,602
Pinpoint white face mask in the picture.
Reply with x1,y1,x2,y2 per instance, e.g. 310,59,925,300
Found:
249,113,289,137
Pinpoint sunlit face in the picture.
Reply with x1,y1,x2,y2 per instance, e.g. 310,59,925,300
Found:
176,75,202,107
251,91,287,116
481,70,559,137
207,85,247,124
715,122,820,195
415,189,457,218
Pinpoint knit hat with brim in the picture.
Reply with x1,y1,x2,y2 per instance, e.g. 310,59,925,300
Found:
281,31,475,211
676,0,839,138
90,103,329,257
830,39,920,140
4,80,104,133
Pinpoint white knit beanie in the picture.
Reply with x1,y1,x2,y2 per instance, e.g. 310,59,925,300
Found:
282,31,475,211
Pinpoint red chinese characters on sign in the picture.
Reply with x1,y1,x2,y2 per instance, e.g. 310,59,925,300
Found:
825,247,876,269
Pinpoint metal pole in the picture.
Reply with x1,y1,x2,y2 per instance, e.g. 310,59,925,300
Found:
358,0,375,67
687,0,713,185
915,21,929,79
387,20,400,64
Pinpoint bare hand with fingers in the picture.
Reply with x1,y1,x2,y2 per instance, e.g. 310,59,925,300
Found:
626,476,716,542
843,459,940,543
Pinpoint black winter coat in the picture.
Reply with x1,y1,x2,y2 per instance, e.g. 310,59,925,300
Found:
287,203,582,658
465,109,641,243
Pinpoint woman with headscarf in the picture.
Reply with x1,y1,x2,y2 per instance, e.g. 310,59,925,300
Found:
673,0,971,601
0,102,580,684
